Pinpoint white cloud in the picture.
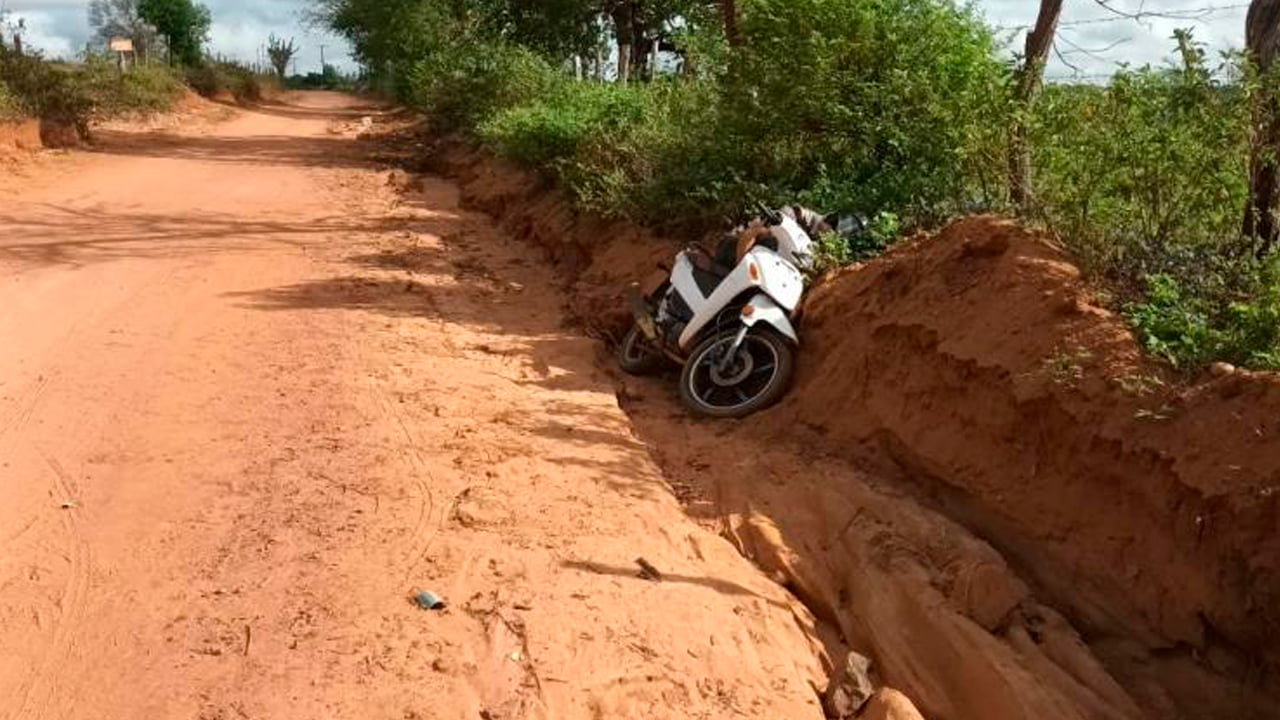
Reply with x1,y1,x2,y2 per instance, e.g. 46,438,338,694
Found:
4,8,77,57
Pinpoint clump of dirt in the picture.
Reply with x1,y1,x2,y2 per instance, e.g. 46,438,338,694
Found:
0,118,43,155
761,217,1280,714
779,219,1280,652
418,132,1280,719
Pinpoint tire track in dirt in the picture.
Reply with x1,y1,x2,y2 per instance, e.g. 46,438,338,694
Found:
12,452,92,720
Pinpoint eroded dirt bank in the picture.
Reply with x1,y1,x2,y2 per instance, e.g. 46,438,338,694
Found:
424,135,1280,719
0,94,830,720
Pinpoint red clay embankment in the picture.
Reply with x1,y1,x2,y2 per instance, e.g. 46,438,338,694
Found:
424,133,1280,719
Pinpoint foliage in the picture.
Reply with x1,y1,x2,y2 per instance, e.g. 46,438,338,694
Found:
0,80,19,119
0,48,95,130
724,0,1011,220
267,35,299,80
89,0,164,62
314,0,1280,371
808,213,902,274
1024,35,1280,369
1029,47,1251,296
286,64,349,90
0,45,185,131
74,54,186,118
186,61,279,102
404,41,564,130
1128,271,1280,370
138,0,211,66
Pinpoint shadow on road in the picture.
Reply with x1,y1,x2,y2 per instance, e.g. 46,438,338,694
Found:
0,204,450,267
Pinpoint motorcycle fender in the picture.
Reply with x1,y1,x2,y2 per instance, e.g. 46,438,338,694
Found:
741,295,798,344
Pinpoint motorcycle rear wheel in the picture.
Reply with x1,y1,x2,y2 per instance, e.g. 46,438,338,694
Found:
617,324,665,375
679,327,795,419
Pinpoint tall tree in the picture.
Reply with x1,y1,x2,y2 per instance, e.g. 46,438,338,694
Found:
1245,0,1280,253
267,34,300,79
138,0,211,66
1008,0,1064,211
88,0,163,62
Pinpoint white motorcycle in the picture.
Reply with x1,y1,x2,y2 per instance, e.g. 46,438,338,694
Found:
618,207,827,418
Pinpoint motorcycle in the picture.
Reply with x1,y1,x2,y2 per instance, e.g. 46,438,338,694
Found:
618,207,839,418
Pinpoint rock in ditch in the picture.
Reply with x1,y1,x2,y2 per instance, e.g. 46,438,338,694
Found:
822,650,876,718
858,689,926,720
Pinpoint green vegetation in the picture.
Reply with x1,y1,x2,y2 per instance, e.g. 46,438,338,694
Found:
1,0,273,136
0,44,187,133
266,35,299,80
285,64,354,91
185,61,279,103
311,0,1280,371
138,0,212,67
0,80,21,119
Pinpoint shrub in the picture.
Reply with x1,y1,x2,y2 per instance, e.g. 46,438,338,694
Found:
186,61,278,103
1030,56,1251,297
0,49,186,128
405,42,564,130
0,50,94,131
1128,270,1280,371
722,0,1010,220
73,56,185,119
0,80,19,119
479,80,724,220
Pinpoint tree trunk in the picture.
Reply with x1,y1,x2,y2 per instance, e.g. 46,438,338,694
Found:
1008,0,1064,211
1245,0,1280,253
612,5,633,83
617,43,631,82
721,0,741,47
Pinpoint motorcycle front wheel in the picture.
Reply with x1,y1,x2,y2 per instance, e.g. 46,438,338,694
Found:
679,327,795,419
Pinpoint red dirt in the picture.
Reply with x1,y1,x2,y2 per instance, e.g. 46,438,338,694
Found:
0,94,830,720
428,134,1280,719
0,119,42,155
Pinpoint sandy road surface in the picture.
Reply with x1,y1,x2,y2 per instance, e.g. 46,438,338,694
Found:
0,93,825,720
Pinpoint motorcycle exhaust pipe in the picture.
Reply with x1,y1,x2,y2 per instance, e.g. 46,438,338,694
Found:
626,284,661,343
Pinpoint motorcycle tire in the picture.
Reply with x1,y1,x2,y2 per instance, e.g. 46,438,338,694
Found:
679,327,795,419
617,324,665,376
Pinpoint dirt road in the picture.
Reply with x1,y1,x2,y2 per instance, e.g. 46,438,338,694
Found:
0,93,826,720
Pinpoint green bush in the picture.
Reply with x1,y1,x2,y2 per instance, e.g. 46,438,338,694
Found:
0,50,94,131
73,56,185,119
322,2,1280,372
1025,36,1280,370
0,80,19,119
476,0,1005,227
186,61,278,103
1030,56,1251,296
1128,271,1280,370
0,49,185,128
723,0,1010,220
405,42,564,130
479,80,725,220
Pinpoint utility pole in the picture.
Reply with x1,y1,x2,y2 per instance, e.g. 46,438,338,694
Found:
319,44,326,72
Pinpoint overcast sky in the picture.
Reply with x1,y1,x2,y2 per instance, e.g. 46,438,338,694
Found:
0,0,1256,79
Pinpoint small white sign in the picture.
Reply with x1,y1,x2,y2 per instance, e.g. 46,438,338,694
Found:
109,37,134,53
